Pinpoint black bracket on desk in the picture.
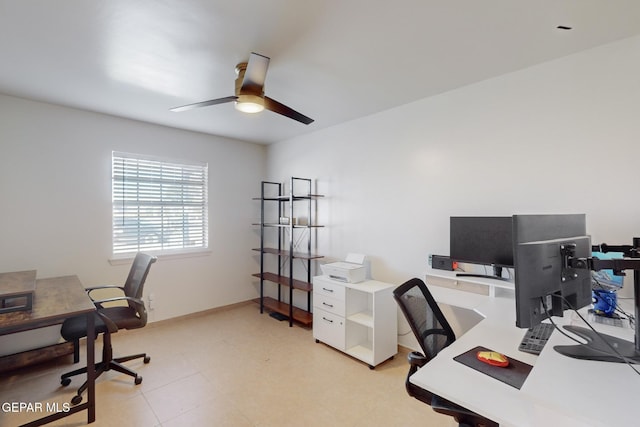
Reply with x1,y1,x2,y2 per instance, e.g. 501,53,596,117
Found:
559,238,640,361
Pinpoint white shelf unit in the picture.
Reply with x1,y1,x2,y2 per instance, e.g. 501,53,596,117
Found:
313,275,397,368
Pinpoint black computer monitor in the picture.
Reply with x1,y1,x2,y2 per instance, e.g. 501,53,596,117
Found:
450,216,514,280
512,214,592,329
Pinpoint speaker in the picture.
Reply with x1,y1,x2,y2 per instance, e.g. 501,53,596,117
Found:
431,255,455,271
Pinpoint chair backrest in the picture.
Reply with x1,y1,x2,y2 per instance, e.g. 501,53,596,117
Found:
393,278,456,360
123,252,157,304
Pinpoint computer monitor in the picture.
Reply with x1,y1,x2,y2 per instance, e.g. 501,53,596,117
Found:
512,214,592,329
450,216,513,280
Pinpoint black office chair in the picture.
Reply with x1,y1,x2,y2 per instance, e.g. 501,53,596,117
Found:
60,252,156,404
393,278,498,427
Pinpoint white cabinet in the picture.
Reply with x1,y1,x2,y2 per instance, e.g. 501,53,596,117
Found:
313,276,397,368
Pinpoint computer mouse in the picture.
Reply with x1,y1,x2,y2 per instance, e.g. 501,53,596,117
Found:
477,351,509,367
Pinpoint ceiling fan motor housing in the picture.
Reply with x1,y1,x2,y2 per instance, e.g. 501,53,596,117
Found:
235,62,263,97
234,62,265,113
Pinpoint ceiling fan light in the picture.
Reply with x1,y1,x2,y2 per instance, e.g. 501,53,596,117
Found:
235,94,265,113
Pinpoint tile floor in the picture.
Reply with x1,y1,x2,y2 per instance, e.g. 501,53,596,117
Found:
0,303,455,426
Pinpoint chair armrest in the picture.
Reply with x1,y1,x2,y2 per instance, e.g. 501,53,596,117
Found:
95,309,118,333
86,285,125,300
92,295,144,308
405,351,429,398
407,351,428,369
85,285,125,292
93,295,148,329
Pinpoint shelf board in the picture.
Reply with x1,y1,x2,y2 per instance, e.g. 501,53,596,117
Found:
253,297,313,326
252,272,313,292
347,311,374,328
252,223,324,228
252,248,324,260
253,194,324,202
346,344,374,364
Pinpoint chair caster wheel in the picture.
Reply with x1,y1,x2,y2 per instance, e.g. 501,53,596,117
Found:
71,395,83,405
135,375,143,385
61,378,71,387
143,356,150,364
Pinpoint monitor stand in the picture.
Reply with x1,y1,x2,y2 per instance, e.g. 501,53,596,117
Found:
558,240,640,363
554,325,640,363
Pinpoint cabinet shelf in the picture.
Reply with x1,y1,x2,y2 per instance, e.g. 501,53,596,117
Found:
347,311,374,328
252,248,324,260
346,344,374,364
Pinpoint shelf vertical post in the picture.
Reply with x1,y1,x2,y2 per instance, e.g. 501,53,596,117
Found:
277,182,282,303
259,182,265,313
306,178,312,313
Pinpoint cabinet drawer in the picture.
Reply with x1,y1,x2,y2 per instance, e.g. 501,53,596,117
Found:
313,309,345,350
313,278,346,300
313,292,345,316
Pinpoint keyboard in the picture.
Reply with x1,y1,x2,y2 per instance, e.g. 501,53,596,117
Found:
518,323,555,355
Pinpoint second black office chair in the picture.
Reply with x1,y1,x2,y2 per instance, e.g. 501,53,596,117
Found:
60,252,156,404
393,278,498,427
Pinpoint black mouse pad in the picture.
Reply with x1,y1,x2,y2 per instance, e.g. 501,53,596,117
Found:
453,346,533,390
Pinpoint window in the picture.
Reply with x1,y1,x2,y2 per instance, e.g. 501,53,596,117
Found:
112,152,208,257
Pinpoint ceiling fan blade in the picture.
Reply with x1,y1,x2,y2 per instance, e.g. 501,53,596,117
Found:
240,52,270,94
170,96,237,112
264,96,314,125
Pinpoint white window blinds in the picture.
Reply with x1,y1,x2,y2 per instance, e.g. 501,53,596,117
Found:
112,152,208,256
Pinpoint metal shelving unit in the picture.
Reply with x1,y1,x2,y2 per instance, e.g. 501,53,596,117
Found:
252,177,324,327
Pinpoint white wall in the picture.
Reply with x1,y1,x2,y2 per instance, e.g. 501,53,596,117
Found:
266,35,640,347
0,94,266,329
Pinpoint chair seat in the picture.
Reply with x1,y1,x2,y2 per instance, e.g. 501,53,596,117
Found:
61,306,144,341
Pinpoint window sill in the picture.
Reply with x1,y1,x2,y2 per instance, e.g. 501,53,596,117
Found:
109,249,212,266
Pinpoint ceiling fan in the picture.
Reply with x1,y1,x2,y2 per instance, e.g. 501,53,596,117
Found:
170,52,314,125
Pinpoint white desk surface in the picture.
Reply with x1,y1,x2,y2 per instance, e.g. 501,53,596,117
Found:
411,284,640,427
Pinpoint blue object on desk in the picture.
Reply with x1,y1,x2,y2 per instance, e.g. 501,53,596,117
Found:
592,289,617,316
591,251,624,289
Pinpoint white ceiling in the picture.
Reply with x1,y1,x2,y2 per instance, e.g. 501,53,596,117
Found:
1,1,640,145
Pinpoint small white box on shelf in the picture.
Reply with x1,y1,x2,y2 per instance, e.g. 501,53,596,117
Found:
320,253,367,283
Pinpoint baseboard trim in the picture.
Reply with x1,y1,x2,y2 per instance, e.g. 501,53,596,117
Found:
144,300,254,330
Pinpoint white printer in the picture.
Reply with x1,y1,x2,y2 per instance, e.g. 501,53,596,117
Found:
320,253,367,283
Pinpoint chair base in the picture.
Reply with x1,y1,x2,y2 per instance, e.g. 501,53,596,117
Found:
61,352,150,404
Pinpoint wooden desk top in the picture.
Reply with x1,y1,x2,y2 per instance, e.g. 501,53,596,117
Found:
0,270,36,298
0,275,95,334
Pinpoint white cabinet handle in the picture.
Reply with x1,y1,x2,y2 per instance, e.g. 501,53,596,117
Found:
322,316,333,323
322,302,334,308
322,287,333,292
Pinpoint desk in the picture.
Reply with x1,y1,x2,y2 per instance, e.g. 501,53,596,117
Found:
411,283,640,427
0,275,96,426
